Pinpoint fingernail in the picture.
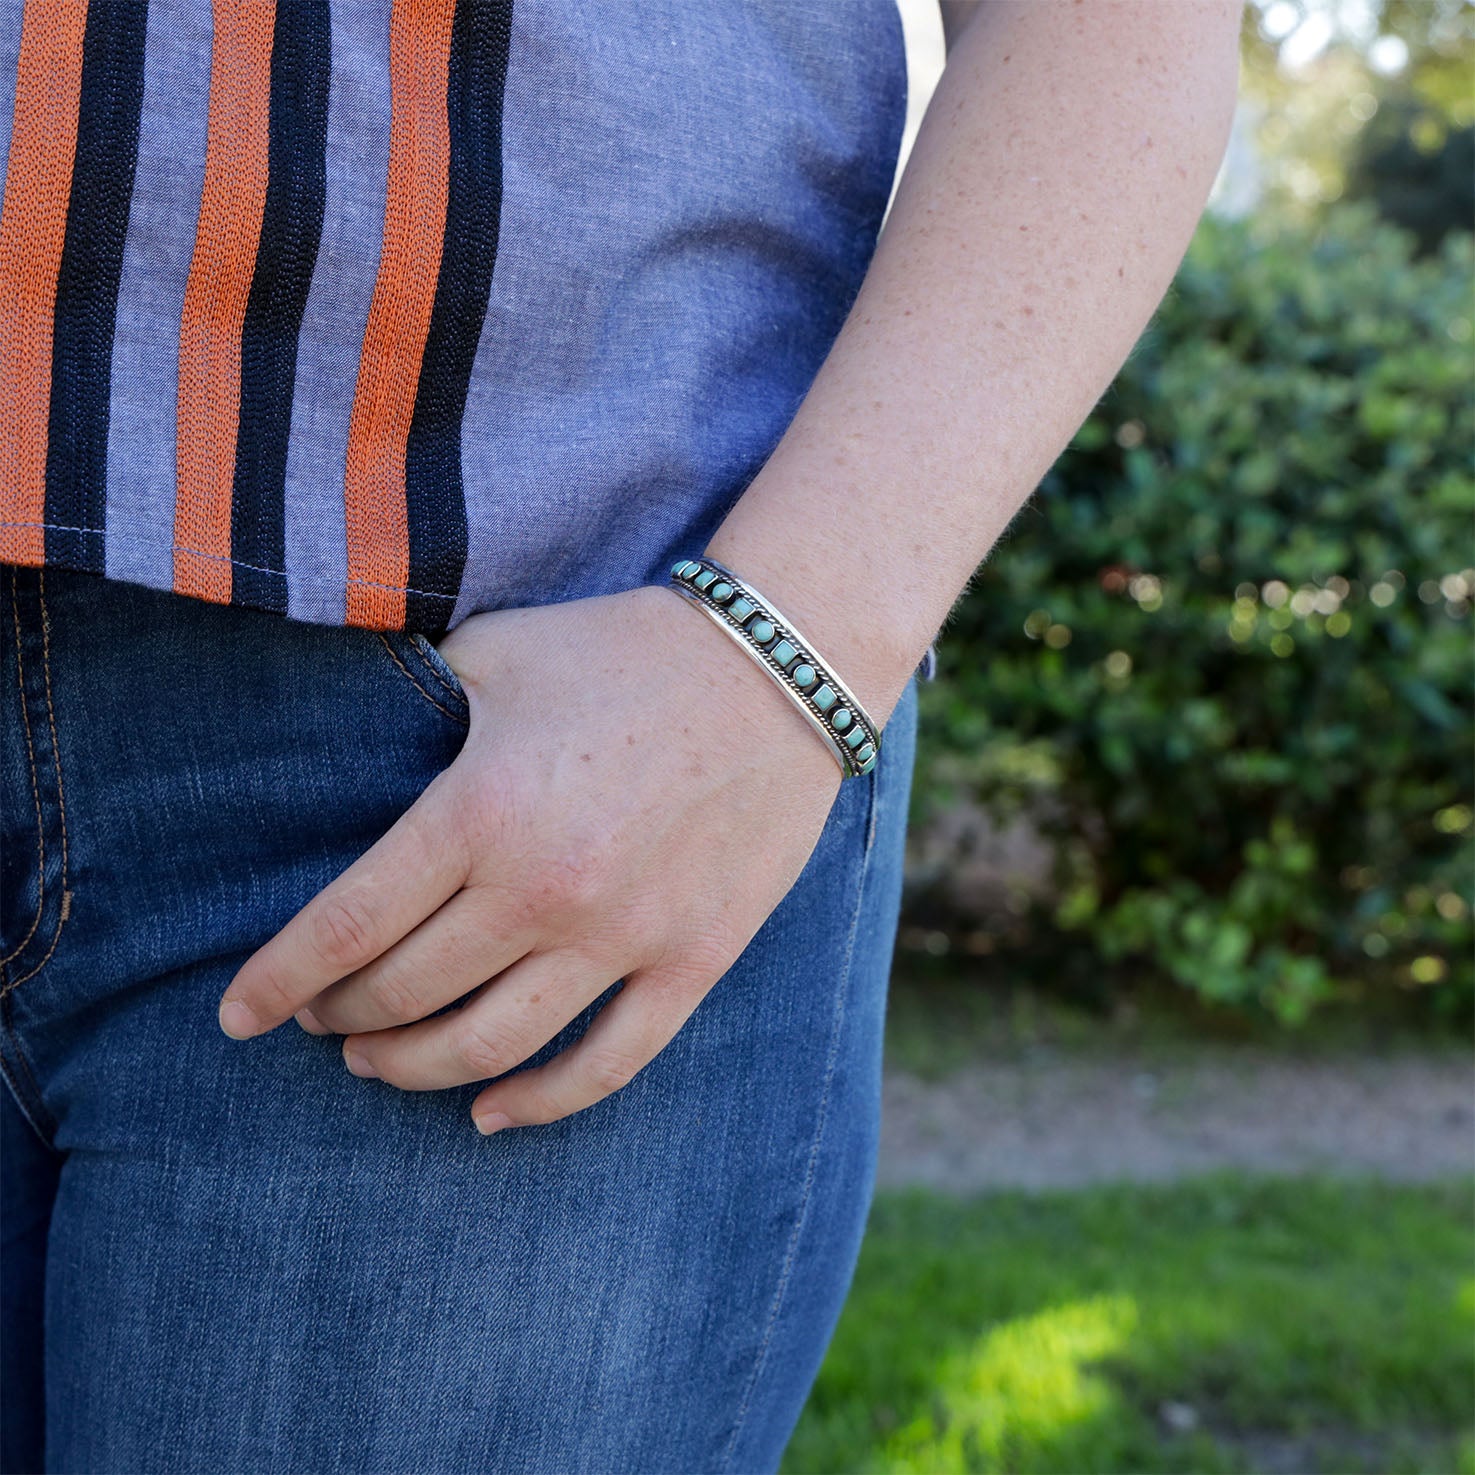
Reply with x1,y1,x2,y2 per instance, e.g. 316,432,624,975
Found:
343,1046,378,1079
296,1008,330,1035
219,998,260,1040
474,1110,514,1136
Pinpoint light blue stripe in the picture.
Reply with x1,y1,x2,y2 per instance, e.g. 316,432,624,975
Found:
0,4,22,202
283,0,391,625
105,0,211,590
451,0,906,628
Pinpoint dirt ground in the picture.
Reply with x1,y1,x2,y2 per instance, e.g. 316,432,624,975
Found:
878,1045,1474,1192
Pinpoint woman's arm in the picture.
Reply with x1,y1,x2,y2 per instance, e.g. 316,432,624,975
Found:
216,0,1243,1134
707,0,1243,723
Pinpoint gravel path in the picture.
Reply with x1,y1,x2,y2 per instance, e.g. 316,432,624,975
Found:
878,1047,1474,1192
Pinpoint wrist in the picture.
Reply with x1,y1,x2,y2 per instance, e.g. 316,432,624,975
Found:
700,527,931,727
633,582,843,790
666,556,886,778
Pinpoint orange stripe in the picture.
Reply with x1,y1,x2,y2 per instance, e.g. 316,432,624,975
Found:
343,0,455,629
173,0,275,603
0,1,89,566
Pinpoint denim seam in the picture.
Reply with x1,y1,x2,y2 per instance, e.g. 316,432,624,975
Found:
2,572,73,994
0,521,456,601
0,986,59,1146
865,756,881,853
376,634,470,728
408,634,466,705
0,570,46,967
717,773,880,1471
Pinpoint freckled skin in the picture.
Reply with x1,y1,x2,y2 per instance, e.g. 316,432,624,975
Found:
224,0,1243,1135
707,1,1242,719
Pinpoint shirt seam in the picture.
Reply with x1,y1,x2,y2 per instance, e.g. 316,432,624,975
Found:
0,520,457,601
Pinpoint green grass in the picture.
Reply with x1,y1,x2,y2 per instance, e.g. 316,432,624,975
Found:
785,1176,1475,1475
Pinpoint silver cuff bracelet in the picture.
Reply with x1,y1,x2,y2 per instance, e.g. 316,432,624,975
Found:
667,556,882,779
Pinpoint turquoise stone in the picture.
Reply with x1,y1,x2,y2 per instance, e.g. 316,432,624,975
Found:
749,619,775,644
791,663,816,689
693,568,717,591
709,582,733,603
846,726,867,750
832,709,852,731
671,560,690,579
729,597,754,622
858,752,877,775
770,640,798,668
811,684,836,711
855,742,875,763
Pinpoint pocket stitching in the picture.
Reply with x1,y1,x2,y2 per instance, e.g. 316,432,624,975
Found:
376,633,469,727
0,569,46,967
407,633,467,705
1,570,71,994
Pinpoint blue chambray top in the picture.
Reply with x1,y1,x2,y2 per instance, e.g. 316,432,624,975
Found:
0,0,930,678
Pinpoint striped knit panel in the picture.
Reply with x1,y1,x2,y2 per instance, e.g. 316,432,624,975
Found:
0,9,19,187
45,0,147,573
342,0,455,630
1,0,510,629
402,0,512,635
0,6,29,552
173,0,274,604
0,0,88,566
104,0,211,596
230,0,329,613
282,0,391,628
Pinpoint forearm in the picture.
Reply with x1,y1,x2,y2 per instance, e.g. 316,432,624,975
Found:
705,0,1242,724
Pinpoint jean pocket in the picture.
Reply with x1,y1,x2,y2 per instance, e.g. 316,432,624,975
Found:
410,633,470,710
378,631,471,728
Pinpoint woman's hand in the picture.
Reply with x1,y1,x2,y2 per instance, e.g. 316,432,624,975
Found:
215,585,841,1134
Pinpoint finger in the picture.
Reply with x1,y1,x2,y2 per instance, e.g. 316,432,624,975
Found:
342,949,619,1092
468,965,703,1133
304,886,538,1036
219,778,469,1037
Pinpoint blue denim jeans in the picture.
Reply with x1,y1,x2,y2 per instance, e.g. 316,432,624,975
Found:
0,565,918,1475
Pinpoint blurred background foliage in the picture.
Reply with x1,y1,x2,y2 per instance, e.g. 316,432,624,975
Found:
901,0,1474,1027
794,7,1473,1472
1237,0,1473,242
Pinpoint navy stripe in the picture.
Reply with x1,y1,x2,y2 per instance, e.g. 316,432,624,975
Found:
404,0,513,634
231,0,330,613
44,0,147,573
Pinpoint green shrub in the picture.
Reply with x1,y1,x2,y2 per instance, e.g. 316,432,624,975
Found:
915,204,1473,1023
